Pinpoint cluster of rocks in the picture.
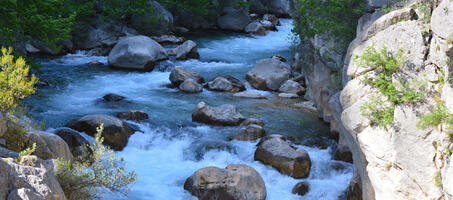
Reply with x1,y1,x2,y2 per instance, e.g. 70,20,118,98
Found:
245,14,281,35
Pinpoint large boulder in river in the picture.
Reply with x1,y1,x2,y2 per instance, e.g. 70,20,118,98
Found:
206,76,246,92
217,7,251,31
179,78,203,93
54,127,91,159
234,124,266,141
246,58,291,91
67,114,134,150
278,80,305,95
192,102,245,126
131,0,174,36
245,22,266,36
169,66,205,87
254,134,311,178
108,35,168,71
184,164,266,200
173,40,200,60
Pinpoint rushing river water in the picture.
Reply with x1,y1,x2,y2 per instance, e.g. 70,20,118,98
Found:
26,19,353,200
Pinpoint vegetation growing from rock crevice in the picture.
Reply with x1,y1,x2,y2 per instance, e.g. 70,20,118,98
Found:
55,124,137,200
356,45,426,127
292,0,364,42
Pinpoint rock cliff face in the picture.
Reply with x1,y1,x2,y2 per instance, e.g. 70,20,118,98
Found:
295,0,453,199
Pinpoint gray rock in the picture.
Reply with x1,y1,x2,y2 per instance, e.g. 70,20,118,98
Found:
25,131,73,162
173,40,200,60
179,79,203,93
73,22,137,50
151,35,185,45
246,58,291,91
240,118,265,126
7,188,44,200
169,66,205,87
0,146,19,159
234,124,266,141
254,134,311,178
54,128,90,159
263,14,281,26
207,76,246,92
66,114,133,150
260,20,277,31
116,110,149,121
292,182,309,196
278,80,305,95
245,22,266,36
217,7,251,31
184,164,266,200
108,35,168,71
233,91,267,99
278,93,299,98
431,0,453,39
192,102,245,126
131,1,174,36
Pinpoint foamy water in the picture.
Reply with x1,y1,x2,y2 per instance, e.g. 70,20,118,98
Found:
29,19,353,200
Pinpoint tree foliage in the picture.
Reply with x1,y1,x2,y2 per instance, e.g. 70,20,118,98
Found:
292,0,364,42
0,47,38,113
55,124,137,200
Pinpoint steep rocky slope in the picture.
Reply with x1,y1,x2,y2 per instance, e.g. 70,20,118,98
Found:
294,0,453,199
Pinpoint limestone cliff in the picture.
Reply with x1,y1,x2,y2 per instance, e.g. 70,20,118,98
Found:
295,0,453,199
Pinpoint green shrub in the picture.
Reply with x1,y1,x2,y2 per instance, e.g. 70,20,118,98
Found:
292,0,364,42
418,104,453,131
17,143,36,166
55,124,137,200
360,96,395,127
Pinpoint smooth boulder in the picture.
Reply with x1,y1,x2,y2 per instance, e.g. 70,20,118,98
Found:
279,80,305,95
245,22,266,36
108,35,168,71
179,78,203,93
184,164,266,200
246,58,291,91
173,40,200,60
169,66,205,87
206,76,246,92
254,135,311,178
234,124,266,141
116,110,149,121
192,102,245,126
54,127,91,159
66,114,134,150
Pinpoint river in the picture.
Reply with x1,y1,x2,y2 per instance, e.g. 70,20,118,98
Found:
26,19,353,200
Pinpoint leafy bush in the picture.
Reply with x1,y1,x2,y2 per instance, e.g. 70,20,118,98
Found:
292,0,364,42
17,143,36,166
418,104,453,130
55,124,137,200
0,47,38,113
355,45,426,127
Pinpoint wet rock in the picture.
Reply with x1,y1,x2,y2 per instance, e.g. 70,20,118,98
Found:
233,91,267,99
217,7,251,31
108,35,168,71
184,164,266,200
263,14,280,26
292,182,309,196
151,35,185,45
66,114,133,150
240,118,265,126
254,134,311,178
116,110,149,121
246,58,291,91
103,93,125,102
278,80,305,95
179,78,203,93
173,40,200,60
206,76,246,92
88,60,104,66
245,22,267,36
54,127,91,159
260,20,277,31
169,66,205,87
234,124,266,141
192,141,234,160
278,93,299,98
192,102,245,126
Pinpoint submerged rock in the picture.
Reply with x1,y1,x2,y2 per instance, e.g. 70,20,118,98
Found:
67,114,133,150
179,78,203,93
246,58,291,91
292,182,310,196
88,60,104,66
234,124,266,141
108,35,168,71
254,134,311,178
169,66,205,87
184,164,266,200
116,110,149,121
103,93,126,102
192,102,245,126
